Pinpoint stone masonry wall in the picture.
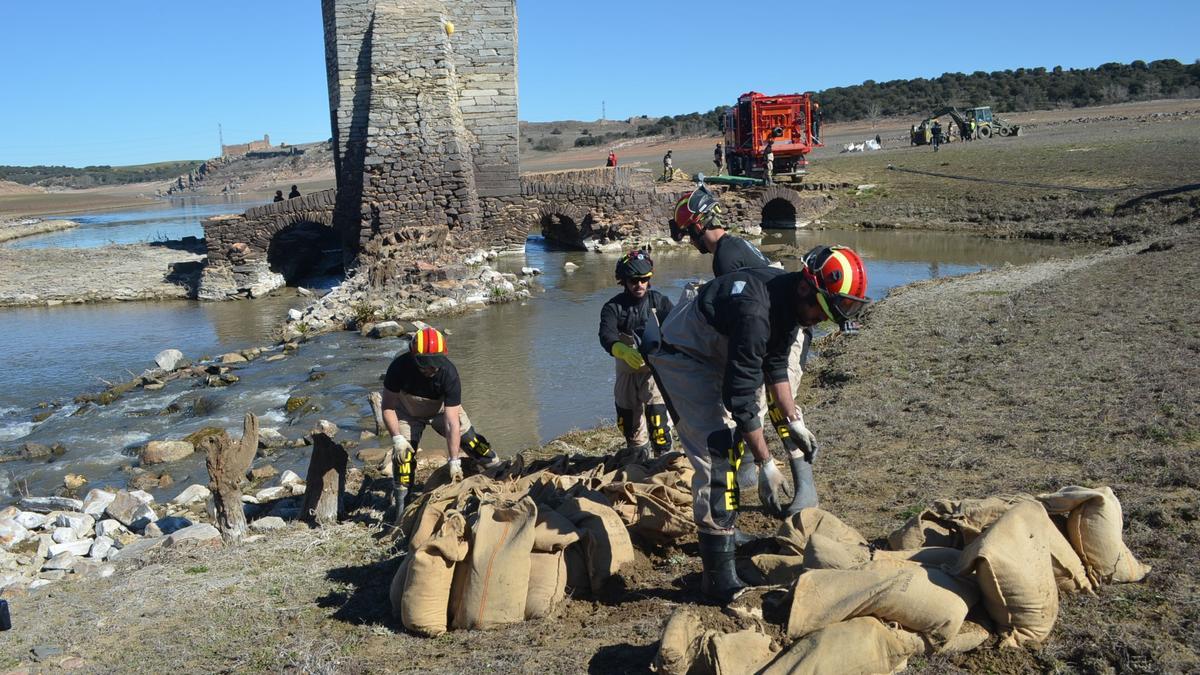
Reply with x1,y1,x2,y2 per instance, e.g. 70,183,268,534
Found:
321,0,519,263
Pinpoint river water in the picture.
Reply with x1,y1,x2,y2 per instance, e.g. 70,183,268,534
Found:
0,201,1088,502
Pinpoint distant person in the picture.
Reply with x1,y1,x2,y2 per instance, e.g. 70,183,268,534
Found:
713,143,724,174
662,150,673,180
923,124,932,145
607,150,617,167
969,119,976,141
874,133,882,147
931,121,943,152
763,140,775,185
812,102,822,143
288,185,301,199
273,190,285,202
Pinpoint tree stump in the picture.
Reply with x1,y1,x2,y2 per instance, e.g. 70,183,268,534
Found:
302,420,347,527
201,412,259,543
369,391,386,436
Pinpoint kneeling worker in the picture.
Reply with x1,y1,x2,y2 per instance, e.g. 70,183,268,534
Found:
381,326,498,524
646,245,870,603
599,250,675,458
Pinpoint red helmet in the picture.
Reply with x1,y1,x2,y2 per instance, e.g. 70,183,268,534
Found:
669,185,722,242
411,326,449,368
802,245,870,323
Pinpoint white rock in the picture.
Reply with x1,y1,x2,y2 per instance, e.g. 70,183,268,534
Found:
277,470,303,487
94,519,127,539
55,512,95,539
427,297,458,313
0,519,30,548
250,517,287,531
140,440,195,465
51,527,78,544
128,490,155,505
108,537,163,562
257,428,288,449
82,489,117,518
47,540,91,557
255,486,291,502
563,261,579,272
165,523,222,547
28,579,52,590
19,496,83,513
170,484,211,506
90,536,114,560
520,266,542,276
43,552,80,571
154,348,187,371
13,511,47,530
240,494,260,505
287,308,304,321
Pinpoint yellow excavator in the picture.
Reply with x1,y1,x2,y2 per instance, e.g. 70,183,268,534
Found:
910,106,1021,145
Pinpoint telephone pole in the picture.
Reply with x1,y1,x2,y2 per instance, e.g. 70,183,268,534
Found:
601,100,606,123
218,123,225,156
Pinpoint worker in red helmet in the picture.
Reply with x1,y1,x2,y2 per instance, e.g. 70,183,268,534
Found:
380,326,499,526
670,185,771,277
644,245,869,604
599,250,675,458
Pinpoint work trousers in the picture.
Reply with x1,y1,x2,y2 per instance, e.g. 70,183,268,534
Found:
390,391,486,488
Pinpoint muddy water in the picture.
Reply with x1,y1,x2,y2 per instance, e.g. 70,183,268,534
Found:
0,228,1086,502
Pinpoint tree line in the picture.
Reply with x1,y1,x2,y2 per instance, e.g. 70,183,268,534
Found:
0,161,203,188
560,58,1199,149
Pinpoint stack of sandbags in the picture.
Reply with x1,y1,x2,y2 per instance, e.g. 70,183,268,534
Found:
1036,486,1152,585
953,500,1092,647
887,493,1036,549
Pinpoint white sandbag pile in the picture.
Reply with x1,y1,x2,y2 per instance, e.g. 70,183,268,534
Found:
654,485,1149,673
390,450,696,635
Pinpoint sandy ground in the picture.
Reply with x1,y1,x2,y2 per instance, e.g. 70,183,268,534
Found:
0,242,203,307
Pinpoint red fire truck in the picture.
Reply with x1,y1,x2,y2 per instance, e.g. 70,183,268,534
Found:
720,91,822,180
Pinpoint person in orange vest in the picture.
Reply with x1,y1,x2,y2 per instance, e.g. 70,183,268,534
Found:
607,150,617,167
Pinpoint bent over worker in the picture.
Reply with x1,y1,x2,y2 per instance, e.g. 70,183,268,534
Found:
646,246,870,603
381,326,498,525
599,250,675,458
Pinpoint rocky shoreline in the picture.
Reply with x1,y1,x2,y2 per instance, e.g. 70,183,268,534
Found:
0,218,78,244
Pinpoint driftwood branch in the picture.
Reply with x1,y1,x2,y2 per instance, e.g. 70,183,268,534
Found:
302,420,347,527
369,391,386,436
202,412,259,542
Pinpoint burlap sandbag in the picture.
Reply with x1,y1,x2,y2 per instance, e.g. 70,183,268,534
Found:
761,616,925,675
393,510,469,636
632,485,696,546
406,474,503,551
557,491,635,594
600,482,641,526
736,554,806,587
887,494,1035,550
942,618,992,654
787,566,978,647
775,508,867,557
450,497,538,630
698,629,777,675
805,532,960,572
564,544,591,595
525,550,568,620
1037,485,1151,584
532,506,581,553
954,501,1064,647
652,606,708,675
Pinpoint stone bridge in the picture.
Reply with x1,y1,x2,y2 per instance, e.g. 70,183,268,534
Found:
197,189,339,299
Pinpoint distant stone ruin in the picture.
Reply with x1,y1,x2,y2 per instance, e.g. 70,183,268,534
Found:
221,134,274,158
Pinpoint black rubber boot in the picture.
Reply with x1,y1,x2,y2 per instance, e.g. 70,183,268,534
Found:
786,456,819,515
698,532,747,604
390,486,409,529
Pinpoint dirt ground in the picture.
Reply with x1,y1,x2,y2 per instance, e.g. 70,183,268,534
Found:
1,101,1198,672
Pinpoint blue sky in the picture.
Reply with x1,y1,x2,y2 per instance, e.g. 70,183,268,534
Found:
0,1,1195,167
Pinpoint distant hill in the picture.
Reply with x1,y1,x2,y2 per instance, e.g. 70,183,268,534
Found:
520,58,1200,150
0,160,204,190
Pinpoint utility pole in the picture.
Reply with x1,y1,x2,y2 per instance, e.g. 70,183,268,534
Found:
218,123,225,157
601,100,606,124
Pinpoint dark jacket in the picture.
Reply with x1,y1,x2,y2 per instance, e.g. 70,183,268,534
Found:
712,234,771,277
599,289,674,354
694,267,802,432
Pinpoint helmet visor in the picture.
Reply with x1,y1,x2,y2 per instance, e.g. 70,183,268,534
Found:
687,185,719,218
816,289,870,323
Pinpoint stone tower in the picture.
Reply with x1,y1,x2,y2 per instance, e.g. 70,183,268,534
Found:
321,0,519,260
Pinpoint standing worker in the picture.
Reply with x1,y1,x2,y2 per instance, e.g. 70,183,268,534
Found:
812,102,822,143
607,150,618,167
969,118,976,141
598,250,675,459
288,185,301,199
381,327,500,526
931,120,943,152
763,141,775,185
713,143,725,174
645,245,871,603
663,150,674,181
